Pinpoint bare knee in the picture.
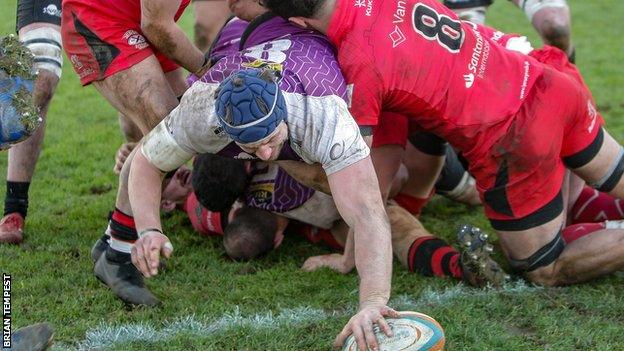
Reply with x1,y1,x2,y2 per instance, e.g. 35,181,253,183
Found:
534,14,571,50
525,263,564,286
33,70,59,112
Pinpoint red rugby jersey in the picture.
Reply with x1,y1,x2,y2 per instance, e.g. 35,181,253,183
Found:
327,0,545,156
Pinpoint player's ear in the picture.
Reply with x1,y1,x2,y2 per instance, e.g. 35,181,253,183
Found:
288,16,310,28
161,200,177,213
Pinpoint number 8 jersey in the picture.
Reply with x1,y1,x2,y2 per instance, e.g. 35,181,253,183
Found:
327,0,544,155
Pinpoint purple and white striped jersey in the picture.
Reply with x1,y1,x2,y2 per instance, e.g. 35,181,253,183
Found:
143,14,368,177
245,162,340,228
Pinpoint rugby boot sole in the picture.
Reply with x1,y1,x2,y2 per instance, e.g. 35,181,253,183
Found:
457,224,510,287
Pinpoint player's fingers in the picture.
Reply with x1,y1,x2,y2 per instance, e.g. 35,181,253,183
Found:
131,245,139,267
141,239,155,277
332,322,353,349
162,241,173,258
147,241,162,276
352,323,368,351
380,306,399,318
133,242,149,276
377,315,393,337
361,317,379,351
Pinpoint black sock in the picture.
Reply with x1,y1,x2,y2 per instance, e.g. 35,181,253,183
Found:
105,246,131,263
4,181,30,218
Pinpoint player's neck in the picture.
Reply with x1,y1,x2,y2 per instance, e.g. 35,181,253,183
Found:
288,0,334,34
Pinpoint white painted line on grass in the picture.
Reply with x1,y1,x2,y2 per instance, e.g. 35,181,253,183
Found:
60,281,539,350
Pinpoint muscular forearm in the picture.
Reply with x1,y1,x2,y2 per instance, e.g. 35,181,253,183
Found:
129,148,166,232
142,22,205,74
353,209,393,308
327,157,393,309
141,0,205,74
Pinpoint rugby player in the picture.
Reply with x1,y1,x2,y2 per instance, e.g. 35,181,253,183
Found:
60,0,206,162
158,152,506,287
91,6,398,348
265,0,624,302
0,0,64,244
444,0,575,61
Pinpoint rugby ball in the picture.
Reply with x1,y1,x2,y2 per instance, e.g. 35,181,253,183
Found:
342,311,445,351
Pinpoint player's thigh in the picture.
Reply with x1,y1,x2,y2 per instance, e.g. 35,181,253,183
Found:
571,130,624,199
164,67,188,98
497,210,566,284
92,55,178,134
371,145,404,201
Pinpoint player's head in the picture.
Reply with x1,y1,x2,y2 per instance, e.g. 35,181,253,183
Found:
161,165,194,212
192,153,251,212
0,35,40,150
223,206,280,261
228,0,268,21
215,68,288,161
261,0,327,19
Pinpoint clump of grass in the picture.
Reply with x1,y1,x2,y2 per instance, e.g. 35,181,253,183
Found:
0,34,36,79
0,34,40,134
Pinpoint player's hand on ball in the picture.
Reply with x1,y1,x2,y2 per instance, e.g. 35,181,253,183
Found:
131,232,173,278
302,253,354,274
334,304,399,351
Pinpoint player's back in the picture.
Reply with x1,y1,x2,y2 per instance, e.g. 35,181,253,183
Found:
328,0,544,153
201,13,348,100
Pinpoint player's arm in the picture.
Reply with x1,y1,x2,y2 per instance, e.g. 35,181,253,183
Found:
128,120,194,277
129,82,226,277
140,0,209,76
327,156,397,351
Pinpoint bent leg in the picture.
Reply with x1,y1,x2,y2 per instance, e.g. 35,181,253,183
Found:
92,55,179,135
498,209,624,286
1,22,62,243
512,0,574,58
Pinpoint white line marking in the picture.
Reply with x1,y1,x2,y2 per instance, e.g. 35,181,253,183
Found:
59,281,538,350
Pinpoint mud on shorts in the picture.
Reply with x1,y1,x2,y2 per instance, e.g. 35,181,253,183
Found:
60,0,189,85
474,66,604,232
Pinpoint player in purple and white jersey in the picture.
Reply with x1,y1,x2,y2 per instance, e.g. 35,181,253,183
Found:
92,4,397,345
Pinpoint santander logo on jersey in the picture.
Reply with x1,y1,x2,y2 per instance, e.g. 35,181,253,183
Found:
463,28,491,89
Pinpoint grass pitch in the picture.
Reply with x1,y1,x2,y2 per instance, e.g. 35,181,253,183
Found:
1,1,624,350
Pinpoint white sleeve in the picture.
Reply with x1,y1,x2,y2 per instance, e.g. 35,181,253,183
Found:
141,81,233,171
285,93,370,175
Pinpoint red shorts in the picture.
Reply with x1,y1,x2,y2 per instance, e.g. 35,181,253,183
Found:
61,0,190,85
474,66,604,230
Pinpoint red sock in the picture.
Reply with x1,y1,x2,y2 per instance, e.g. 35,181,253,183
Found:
562,222,606,244
570,186,624,224
407,236,462,279
393,192,432,217
184,192,224,236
